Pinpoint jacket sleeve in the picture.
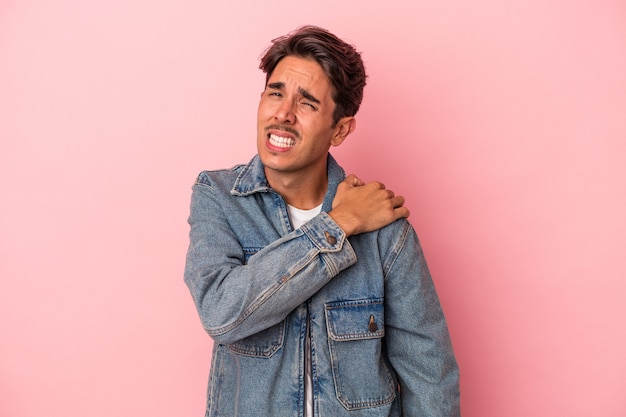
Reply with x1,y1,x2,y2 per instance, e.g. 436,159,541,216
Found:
184,180,356,345
381,220,461,416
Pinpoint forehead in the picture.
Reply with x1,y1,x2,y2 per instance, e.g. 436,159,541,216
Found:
268,56,332,94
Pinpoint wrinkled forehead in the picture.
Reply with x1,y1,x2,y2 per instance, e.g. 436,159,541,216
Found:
266,56,334,100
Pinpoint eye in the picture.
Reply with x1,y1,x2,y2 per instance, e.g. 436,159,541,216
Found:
302,101,318,111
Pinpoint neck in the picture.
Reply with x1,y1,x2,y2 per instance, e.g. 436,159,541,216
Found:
265,169,328,210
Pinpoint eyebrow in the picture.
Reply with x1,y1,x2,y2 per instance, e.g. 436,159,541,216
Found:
298,87,320,104
267,81,285,90
266,82,321,104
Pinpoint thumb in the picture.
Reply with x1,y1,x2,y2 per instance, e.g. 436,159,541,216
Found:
345,174,364,187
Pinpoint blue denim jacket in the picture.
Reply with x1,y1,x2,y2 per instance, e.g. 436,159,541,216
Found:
184,154,460,417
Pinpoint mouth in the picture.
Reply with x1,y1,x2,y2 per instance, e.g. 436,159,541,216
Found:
268,133,296,149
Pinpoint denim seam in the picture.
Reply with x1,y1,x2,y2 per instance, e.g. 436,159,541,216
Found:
382,221,411,280
227,320,286,358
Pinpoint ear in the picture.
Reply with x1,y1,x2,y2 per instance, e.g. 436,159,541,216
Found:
330,117,356,147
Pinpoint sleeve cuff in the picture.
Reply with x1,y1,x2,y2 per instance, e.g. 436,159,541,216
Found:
300,212,357,275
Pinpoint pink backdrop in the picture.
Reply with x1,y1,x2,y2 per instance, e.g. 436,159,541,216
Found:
1,1,625,416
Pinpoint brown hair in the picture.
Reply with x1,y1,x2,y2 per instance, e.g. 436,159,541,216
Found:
259,25,367,126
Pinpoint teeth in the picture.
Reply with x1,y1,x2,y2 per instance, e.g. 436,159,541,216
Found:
269,134,295,148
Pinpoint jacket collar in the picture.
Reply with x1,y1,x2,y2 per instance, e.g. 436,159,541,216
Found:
232,154,346,211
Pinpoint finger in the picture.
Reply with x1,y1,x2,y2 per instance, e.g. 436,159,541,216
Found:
346,174,363,187
390,195,405,208
395,207,410,218
370,181,385,190
338,176,354,190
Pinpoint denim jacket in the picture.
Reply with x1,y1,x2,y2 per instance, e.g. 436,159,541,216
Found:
184,154,460,417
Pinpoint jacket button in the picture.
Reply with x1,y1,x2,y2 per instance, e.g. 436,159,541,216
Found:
368,315,378,332
324,231,337,245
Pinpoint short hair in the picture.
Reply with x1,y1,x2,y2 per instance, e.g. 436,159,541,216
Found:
259,25,367,126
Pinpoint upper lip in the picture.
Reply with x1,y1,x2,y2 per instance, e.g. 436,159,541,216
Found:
265,125,300,140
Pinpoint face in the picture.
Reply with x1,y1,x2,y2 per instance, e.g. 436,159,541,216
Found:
257,55,354,183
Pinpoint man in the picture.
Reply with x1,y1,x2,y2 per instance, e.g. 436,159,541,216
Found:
184,26,460,416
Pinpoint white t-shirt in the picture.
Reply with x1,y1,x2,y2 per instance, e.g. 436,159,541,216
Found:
287,203,322,230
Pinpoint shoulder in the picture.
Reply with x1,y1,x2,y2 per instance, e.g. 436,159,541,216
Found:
376,218,422,254
192,162,249,197
194,164,246,187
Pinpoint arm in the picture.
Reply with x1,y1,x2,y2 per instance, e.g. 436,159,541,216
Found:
382,221,461,416
184,181,356,345
184,172,409,346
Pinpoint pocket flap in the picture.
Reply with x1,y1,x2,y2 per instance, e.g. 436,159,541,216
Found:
325,299,385,341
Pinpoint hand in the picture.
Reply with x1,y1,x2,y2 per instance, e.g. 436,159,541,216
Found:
329,174,410,237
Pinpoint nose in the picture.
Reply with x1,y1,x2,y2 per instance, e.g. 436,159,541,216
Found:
274,100,295,124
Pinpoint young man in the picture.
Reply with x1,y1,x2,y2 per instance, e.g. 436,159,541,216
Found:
184,26,460,417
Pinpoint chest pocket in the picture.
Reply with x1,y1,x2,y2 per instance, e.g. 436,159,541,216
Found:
325,298,397,410
227,320,285,358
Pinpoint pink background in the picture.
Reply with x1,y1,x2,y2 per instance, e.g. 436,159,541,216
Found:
1,1,625,416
